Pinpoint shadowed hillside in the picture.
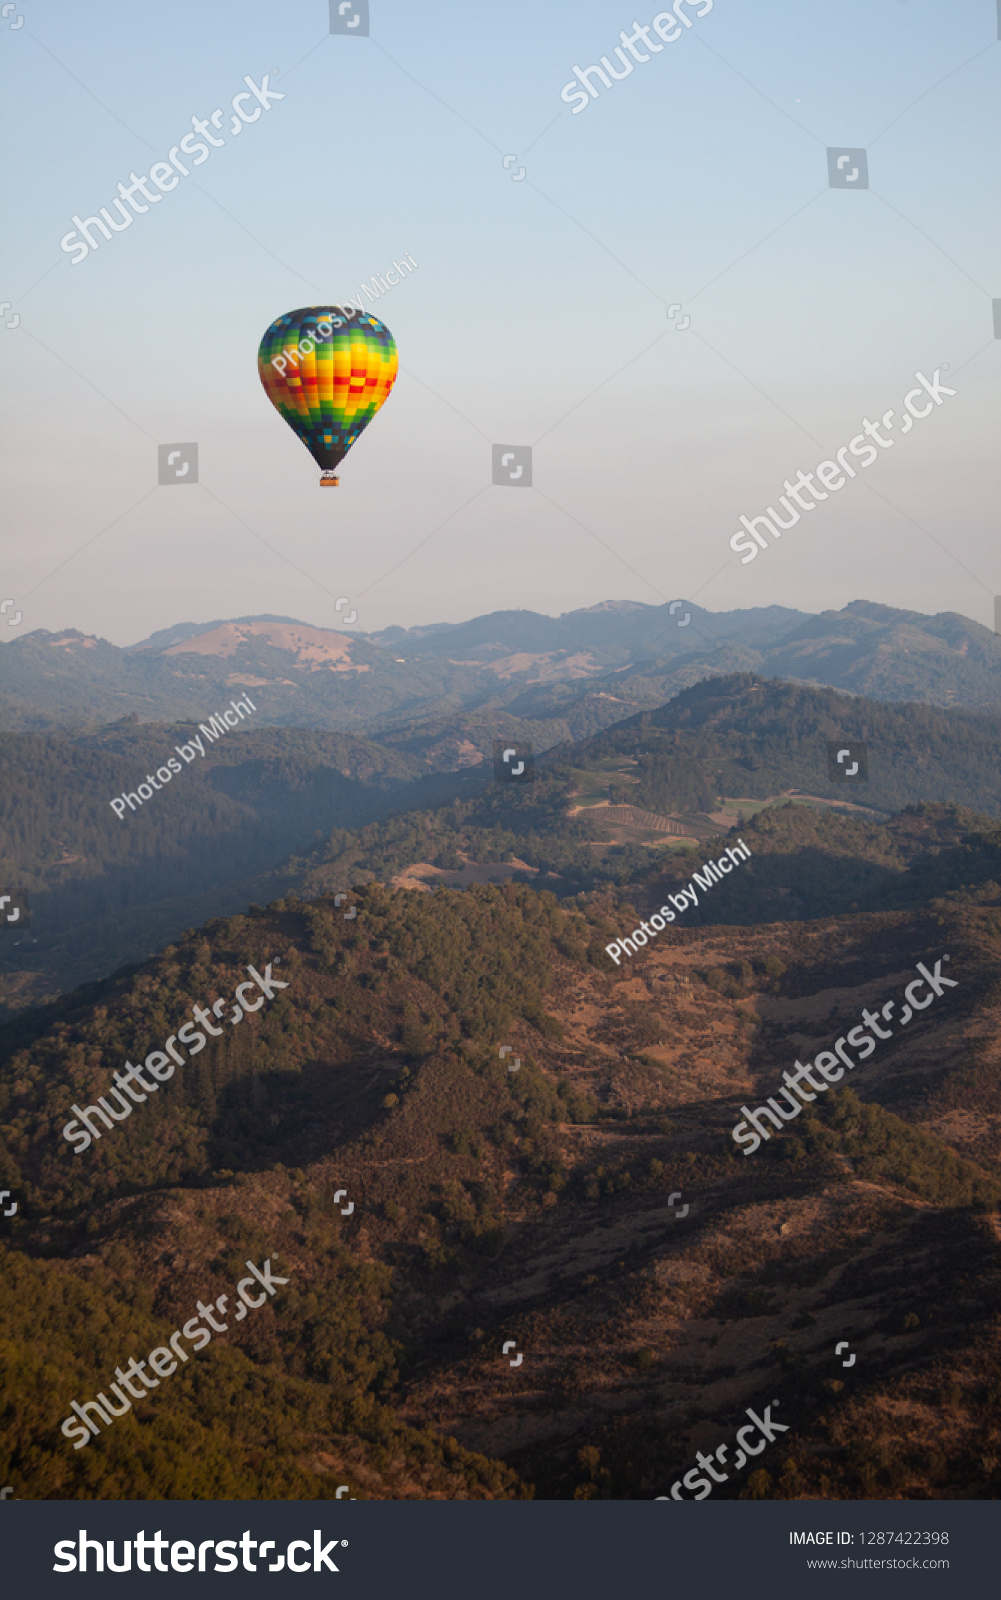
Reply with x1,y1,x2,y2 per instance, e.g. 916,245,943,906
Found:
5,673,1001,1014
2,852,999,1500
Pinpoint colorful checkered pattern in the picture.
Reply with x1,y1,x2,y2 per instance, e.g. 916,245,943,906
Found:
257,306,398,476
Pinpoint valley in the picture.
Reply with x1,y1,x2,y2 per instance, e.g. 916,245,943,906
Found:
1,598,999,1503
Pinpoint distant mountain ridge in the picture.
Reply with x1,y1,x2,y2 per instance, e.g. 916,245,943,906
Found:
366,600,807,660
1,601,998,743
762,601,1001,708
123,613,308,653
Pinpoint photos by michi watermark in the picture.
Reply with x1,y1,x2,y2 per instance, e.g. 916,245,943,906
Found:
61,961,288,1154
732,956,957,1155
59,74,285,265
729,370,958,566
108,696,256,819
266,259,417,381
53,1529,342,1575
60,1258,289,1451
560,2,713,114
605,840,752,965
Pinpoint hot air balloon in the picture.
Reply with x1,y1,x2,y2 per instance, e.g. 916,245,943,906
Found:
258,305,398,486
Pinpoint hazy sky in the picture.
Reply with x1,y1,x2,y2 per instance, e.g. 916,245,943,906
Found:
1,0,998,647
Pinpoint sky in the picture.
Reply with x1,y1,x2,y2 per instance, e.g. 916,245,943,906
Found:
1,0,998,647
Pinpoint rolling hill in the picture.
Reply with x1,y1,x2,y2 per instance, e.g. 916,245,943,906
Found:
2,833,999,1500
4,675,1001,1013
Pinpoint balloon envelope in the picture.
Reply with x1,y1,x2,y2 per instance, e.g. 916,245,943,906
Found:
258,306,398,482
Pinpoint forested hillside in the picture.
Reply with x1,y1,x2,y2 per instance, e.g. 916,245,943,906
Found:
4,675,1001,1012
2,858,999,1499
592,675,1001,817
633,802,1001,928
0,720,460,1010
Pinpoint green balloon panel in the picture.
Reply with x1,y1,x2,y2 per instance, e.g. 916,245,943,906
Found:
258,306,398,473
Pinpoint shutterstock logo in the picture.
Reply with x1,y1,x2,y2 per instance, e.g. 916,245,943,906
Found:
158,443,198,483
60,74,284,265
492,444,532,486
54,1529,345,1574
330,0,369,33
560,3,713,113
493,739,534,783
729,369,958,565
